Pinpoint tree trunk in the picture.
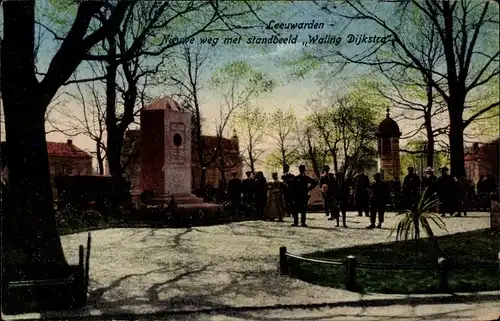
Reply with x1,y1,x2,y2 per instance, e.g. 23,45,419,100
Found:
281,149,286,174
248,150,255,173
333,149,339,175
424,116,435,168
106,125,124,178
306,137,320,178
96,142,105,175
1,0,70,280
424,79,435,169
441,2,466,177
2,105,70,278
448,106,466,177
105,35,122,178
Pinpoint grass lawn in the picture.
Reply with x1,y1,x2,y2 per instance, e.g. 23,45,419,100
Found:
288,229,500,294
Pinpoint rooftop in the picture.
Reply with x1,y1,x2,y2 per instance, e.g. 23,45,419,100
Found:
1,139,92,161
376,109,401,138
143,96,183,112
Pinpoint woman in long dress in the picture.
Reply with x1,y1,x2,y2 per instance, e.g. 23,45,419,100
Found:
263,172,286,221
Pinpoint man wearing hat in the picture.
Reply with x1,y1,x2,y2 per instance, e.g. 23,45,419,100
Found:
291,165,318,227
241,171,255,214
354,168,370,217
422,167,437,204
320,165,338,220
402,167,421,210
227,172,242,214
281,164,295,217
436,166,456,217
367,173,389,229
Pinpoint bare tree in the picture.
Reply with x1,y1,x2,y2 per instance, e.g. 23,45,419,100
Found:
308,100,343,175
1,0,129,279
47,78,108,174
304,95,378,181
233,104,268,173
297,124,329,179
366,11,449,168
312,0,500,176
49,1,270,179
168,42,212,187
266,108,300,173
210,61,275,180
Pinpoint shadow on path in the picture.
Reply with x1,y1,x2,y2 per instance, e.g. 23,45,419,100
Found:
34,291,499,320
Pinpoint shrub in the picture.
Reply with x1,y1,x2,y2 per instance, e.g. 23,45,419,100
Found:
140,190,155,203
54,175,131,217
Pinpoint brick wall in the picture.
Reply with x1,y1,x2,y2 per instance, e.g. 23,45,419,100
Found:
379,137,401,181
49,156,93,176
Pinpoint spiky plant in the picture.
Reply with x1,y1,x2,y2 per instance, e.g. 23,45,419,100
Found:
391,189,447,244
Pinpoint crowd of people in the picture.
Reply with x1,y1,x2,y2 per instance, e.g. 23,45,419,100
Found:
225,164,317,227
391,167,498,216
215,163,499,229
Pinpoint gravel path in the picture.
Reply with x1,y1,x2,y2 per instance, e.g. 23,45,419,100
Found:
44,211,491,316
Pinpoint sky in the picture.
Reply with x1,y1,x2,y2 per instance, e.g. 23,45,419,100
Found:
0,1,498,174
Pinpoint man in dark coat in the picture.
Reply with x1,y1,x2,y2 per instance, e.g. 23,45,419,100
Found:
291,165,318,227
354,168,370,217
455,176,470,217
241,171,255,213
254,171,268,218
328,173,345,227
336,175,350,228
281,164,295,217
367,173,389,229
319,165,334,218
402,167,421,210
476,175,487,210
422,167,438,203
436,167,456,217
227,172,242,213
484,174,499,209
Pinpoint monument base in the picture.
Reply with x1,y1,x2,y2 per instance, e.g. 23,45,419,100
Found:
149,193,204,205
132,192,223,213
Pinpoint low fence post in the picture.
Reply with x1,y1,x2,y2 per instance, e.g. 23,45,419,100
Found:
438,257,449,292
85,232,92,297
279,246,288,275
346,255,357,291
74,245,86,306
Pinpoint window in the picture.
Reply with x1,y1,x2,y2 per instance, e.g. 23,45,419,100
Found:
173,133,183,147
382,137,392,153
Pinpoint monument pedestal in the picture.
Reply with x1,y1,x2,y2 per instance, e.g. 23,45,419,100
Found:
150,193,204,205
138,96,223,214
150,193,223,213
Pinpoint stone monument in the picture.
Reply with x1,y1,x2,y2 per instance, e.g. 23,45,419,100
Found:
376,108,402,181
140,96,203,205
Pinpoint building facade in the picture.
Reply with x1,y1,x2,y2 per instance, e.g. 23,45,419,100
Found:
121,130,243,195
47,140,93,176
464,139,499,184
1,139,93,177
191,134,243,189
